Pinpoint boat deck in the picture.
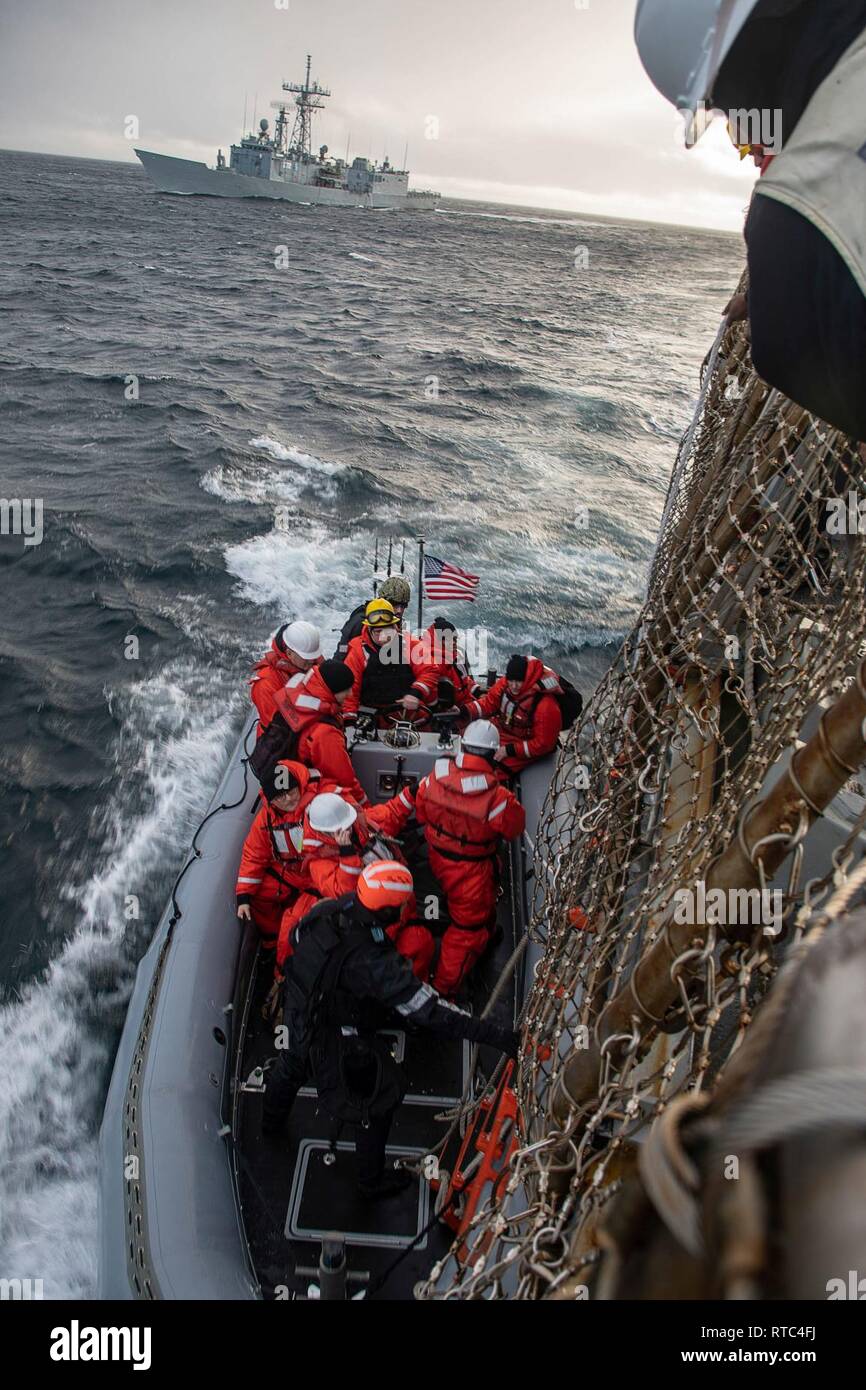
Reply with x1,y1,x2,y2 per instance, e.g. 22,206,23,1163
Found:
234,833,518,1301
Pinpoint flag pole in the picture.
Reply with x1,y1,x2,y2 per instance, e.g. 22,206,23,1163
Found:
417,537,425,630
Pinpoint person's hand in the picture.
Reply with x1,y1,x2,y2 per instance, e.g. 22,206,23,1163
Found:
723,292,748,325
400,694,421,711
485,1025,519,1060
334,825,353,846
237,903,252,921
493,746,508,763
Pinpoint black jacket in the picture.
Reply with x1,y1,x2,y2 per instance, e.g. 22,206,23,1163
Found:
334,603,367,658
284,894,516,1052
716,0,866,439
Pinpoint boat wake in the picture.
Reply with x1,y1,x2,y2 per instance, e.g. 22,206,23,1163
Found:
0,661,241,1297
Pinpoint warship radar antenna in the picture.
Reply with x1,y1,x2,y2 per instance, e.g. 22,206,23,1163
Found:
282,54,331,159
269,100,291,153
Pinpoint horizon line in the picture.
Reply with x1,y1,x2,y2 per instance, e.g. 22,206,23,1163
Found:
0,145,743,239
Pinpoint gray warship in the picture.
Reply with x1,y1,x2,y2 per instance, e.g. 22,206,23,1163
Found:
136,55,440,210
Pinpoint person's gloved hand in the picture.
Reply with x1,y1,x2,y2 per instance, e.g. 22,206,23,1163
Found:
482,1023,519,1060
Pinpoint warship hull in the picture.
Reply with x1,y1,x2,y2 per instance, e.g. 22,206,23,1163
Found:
135,149,438,209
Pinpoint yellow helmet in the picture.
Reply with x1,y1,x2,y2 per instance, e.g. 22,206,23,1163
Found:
363,597,400,629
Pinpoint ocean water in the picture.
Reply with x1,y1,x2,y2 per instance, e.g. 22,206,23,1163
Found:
0,147,744,1296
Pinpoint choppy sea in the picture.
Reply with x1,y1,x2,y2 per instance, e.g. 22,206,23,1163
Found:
0,146,744,1295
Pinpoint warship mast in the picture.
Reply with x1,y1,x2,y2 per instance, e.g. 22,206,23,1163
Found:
282,54,331,159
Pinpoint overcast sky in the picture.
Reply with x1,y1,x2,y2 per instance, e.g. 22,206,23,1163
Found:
0,0,757,230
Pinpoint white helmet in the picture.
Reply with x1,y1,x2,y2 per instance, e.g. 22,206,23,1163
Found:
282,619,322,661
462,719,500,755
634,0,760,142
307,792,357,834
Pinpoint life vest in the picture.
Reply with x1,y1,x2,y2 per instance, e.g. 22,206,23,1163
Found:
418,754,508,861
250,666,344,784
756,27,866,301
275,667,345,736
263,766,325,865
265,818,304,860
353,632,414,708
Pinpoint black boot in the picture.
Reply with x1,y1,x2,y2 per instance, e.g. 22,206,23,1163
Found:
357,1168,412,1200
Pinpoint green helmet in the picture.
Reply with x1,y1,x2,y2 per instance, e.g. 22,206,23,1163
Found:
379,576,410,607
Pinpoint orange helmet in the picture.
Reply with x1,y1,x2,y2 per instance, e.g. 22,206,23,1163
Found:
357,860,414,912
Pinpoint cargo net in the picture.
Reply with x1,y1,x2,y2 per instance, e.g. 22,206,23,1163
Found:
419,286,866,1299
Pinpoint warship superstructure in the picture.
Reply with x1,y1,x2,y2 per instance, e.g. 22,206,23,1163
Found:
136,55,440,210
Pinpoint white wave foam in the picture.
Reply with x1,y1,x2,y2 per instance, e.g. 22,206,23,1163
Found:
348,251,373,263
200,436,345,506
0,661,241,1297
249,436,341,477
224,525,372,642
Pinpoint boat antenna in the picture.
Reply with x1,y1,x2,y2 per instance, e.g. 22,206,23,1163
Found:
373,536,379,594
402,139,408,171
243,93,248,136
400,540,406,574
417,538,425,628
345,131,351,163
387,536,393,577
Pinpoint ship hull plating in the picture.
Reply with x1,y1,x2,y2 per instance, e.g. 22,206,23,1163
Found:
135,150,438,209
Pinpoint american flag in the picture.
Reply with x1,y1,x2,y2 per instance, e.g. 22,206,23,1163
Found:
423,553,480,602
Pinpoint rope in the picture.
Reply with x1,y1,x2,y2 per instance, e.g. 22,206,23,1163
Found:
168,717,256,929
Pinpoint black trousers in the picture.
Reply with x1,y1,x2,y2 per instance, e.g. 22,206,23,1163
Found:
263,1042,395,1186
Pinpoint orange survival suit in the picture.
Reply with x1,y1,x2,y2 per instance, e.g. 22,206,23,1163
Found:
276,784,434,980
235,761,330,943
407,621,477,710
465,657,563,774
274,665,368,806
250,630,319,737
414,751,525,996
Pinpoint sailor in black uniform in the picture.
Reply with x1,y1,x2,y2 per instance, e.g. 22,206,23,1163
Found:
262,860,517,1198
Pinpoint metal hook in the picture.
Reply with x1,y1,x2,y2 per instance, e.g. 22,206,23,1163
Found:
638,759,661,795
